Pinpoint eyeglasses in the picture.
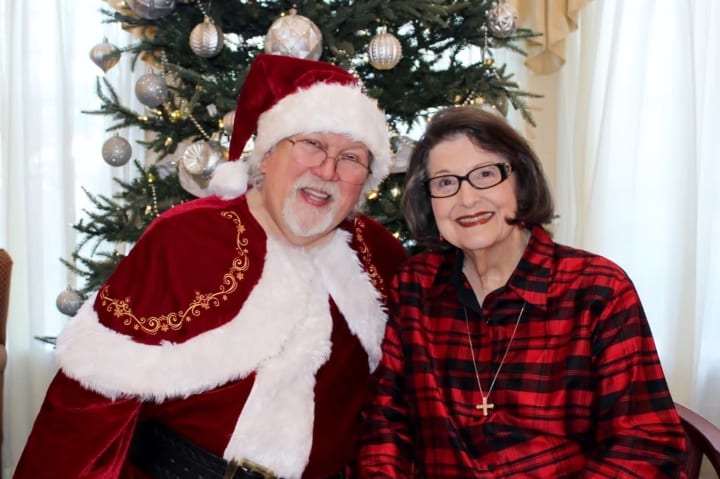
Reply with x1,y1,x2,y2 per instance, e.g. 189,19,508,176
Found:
424,163,513,198
285,137,372,185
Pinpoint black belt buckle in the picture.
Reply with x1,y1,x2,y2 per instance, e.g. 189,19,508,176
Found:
225,458,277,479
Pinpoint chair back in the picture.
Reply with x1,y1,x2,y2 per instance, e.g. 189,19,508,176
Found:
676,402,720,478
0,248,12,473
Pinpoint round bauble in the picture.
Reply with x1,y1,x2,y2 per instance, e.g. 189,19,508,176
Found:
265,8,322,60
368,29,403,70
135,72,169,108
487,2,519,38
102,134,133,166
56,287,84,316
189,17,224,58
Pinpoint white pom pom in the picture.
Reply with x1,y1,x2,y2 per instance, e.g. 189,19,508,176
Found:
208,161,250,199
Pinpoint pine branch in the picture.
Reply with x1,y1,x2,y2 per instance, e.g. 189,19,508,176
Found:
65,0,542,293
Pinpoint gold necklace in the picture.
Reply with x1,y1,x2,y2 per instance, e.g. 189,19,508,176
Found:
463,302,526,416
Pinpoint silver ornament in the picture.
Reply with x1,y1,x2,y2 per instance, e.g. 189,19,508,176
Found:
135,72,169,108
89,38,121,73
56,287,84,316
487,2,519,38
154,154,178,179
222,110,235,136
189,16,224,58
391,136,415,173
181,140,226,177
102,134,133,166
178,140,228,197
368,28,403,70
126,0,177,20
264,8,322,61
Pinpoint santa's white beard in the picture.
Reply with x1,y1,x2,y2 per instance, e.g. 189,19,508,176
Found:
283,179,340,237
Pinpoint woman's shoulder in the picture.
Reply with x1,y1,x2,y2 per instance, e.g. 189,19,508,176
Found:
396,249,454,282
547,241,636,298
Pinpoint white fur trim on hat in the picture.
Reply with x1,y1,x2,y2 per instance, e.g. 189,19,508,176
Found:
208,158,251,200
250,82,392,196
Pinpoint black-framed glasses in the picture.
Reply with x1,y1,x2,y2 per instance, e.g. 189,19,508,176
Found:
285,137,372,185
424,163,513,198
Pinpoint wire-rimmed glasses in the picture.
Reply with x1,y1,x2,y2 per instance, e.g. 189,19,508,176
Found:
425,163,513,198
285,138,372,185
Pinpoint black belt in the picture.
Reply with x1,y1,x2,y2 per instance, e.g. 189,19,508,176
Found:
129,420,344,479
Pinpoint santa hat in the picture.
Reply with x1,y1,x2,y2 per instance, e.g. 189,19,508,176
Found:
209,53,392,200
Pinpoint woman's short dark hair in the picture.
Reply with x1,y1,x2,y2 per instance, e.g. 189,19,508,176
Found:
402,106,555,251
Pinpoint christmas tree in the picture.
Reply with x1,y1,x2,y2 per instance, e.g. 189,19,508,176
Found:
60,0,538,308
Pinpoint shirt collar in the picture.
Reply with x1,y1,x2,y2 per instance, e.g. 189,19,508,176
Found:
433,225,553,311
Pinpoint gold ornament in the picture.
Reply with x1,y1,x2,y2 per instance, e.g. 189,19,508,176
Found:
368,27,402,70
89,38,121,73
264,8,323,60
189,16,224,58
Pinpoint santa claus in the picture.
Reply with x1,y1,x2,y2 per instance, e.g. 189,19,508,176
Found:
14,53,407,479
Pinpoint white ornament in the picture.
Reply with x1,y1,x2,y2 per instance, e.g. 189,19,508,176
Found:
56,287,84,316
264,8,322,60
189,16,224,58
89,38,121,73
153,154,178,179
135,72,169,108
368,28,403,70
487,2,519,38
222,110,235,136
102,134,133,166
126,0,177,20
390,136,415,173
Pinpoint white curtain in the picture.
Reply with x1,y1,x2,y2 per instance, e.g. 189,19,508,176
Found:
521,0,720,423
0,1,140,476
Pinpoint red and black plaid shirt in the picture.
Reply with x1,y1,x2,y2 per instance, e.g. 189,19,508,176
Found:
357,226,686,478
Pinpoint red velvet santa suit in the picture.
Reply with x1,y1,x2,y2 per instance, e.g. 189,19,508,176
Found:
14,193,406,479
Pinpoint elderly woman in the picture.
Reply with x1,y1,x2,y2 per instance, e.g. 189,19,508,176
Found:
357,106,687,478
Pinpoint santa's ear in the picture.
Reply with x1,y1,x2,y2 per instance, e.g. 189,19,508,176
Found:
258,147,276,173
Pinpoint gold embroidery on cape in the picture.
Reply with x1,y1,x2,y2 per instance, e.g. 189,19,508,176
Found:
353,217,385,299
99,210,250,335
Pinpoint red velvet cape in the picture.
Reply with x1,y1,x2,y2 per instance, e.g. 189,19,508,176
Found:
14,195,406,479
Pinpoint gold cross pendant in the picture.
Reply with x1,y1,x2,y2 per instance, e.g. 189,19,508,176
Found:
475,396,494,416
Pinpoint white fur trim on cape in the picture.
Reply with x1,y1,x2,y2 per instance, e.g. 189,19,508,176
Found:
56,227,387,478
